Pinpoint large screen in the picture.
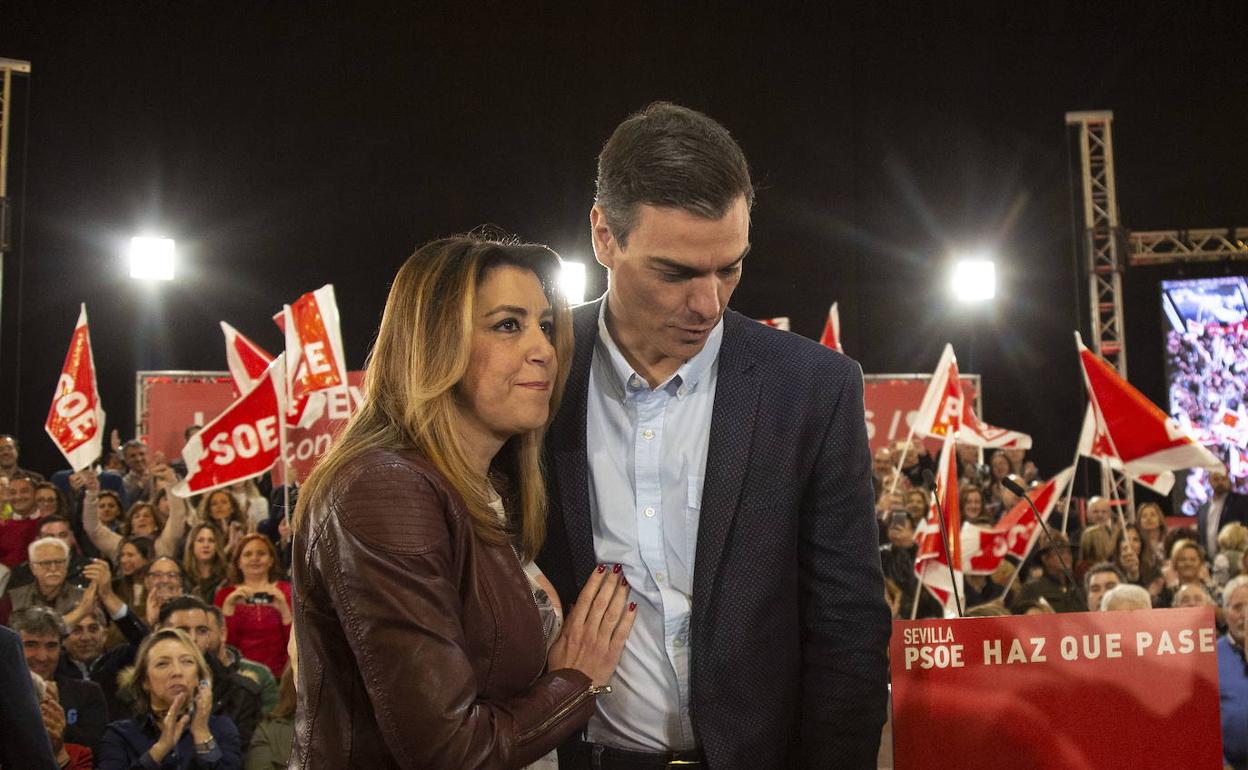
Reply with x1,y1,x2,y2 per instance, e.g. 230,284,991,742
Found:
1162,276,1248,514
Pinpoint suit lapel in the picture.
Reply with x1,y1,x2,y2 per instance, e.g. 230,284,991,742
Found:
692,310,761,633
549,299,603,584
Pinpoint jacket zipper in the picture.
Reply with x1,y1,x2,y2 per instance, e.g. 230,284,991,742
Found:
516,684,596,744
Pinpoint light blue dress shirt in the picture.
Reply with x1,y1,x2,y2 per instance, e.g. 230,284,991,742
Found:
584,299,723,752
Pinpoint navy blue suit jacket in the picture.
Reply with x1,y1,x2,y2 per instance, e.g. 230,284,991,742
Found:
539,301,891,769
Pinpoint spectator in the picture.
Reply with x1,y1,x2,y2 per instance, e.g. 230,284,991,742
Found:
1083,563,1123,612
184,523,230,603
956,443,989,490
878,509,942,619
7,514,92,590
1004,447,1039,484
158,596,262,751
199,490,250,558
2,537,88,625
1075,525,1114,580
56,558,149,718
1012,597,1056,615
228,482,268,530
119,439,152,505
94,489,124,533
985,450,1013,515
1112,524,1164,603
1100,583,1153,611
960,485,991,526
1172,582,1216,609
101,450,125,475
1200,470,1248,560
33,482,69,520
244,666,295,770
1161,539,1214,606
1217,522,1248,588
1136,501,1169,565
112,535,155,611
82,467,187,561
32,673,94,769
0,475,43,567
872,446,894,494
1013,531,1083,613
0,434,46,482
1085,496,1114,529
205,604,277,714
98,628,242,769
11,606,110,756
904,488,929,524
141,557,187,627
214,534,291,678
895,438,935,489
1218,575,1248,770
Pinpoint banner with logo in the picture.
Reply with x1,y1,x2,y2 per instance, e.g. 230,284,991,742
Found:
891,608,1221,769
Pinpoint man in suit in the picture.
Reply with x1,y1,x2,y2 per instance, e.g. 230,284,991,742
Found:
539,102,890,770
1199,470,1248,559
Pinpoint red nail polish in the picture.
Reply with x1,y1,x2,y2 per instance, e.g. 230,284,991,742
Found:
629,602,637,612
621,576,628,587
613,564,622,574
596,564,606,573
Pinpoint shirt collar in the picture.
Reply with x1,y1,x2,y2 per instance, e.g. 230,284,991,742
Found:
594,297,724,401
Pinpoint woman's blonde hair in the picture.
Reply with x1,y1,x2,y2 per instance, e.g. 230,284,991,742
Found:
118,628,212,715
295,235,572,561
1079,524,1114,564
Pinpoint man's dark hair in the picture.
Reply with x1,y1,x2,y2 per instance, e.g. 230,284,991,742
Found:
122,439,146,451
38,514,72,532
0,433,17,449
205,604,225,628
595,101,754,246
11,606,67,638
1082,561,1124,593
157,594,211,626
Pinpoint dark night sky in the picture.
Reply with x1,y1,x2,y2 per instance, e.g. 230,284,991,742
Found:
1,1,1246,478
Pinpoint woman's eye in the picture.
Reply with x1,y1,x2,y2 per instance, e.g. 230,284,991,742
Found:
494,318,520,332
540,321,554,338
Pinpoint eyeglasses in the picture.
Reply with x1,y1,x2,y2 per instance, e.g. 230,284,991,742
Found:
32,559,68,569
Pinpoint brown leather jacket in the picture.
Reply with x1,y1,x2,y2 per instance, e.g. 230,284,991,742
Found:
290,448,596,769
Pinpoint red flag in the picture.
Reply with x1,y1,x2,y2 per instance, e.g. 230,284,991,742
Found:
911,344,1032,448
915,435,964,615
756,316,791,331
45,304,106,471
1076,405,1175,495
172,355,287,497
274,285,345,428
220,321,274,395
1076,333,1225,476
818,302,843,353
962,467,1073,574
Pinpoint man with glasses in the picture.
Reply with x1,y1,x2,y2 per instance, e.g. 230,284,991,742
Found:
1,537,86,625
141,556,186,625
7,515,91,591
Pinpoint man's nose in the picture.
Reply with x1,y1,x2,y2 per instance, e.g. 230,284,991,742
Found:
686,276,721,321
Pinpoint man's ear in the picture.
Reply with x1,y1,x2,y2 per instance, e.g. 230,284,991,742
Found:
589,206,617,270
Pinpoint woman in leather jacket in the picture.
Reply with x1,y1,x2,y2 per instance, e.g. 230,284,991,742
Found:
291,235,636,769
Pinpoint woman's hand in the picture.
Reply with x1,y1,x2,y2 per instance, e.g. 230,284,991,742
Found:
61,581,99,628
222,585,252,616
151,463,177,489
189,680,214,744
547,565,636,686
149,692,190,762
82,470,100,497
267,583,293,624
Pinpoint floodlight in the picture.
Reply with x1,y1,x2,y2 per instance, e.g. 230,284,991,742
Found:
951,258,995,303
128,237,176,281
559,260,587,305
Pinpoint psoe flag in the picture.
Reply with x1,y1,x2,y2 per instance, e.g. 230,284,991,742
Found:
911,343,1032,449
45,304,106,471
173,355,287,497
282,284,348,397
1076,332,1225,476
756,316,791,331
221,321,274,395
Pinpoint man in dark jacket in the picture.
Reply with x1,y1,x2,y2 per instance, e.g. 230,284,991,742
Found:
0,624,59,768
158,595,262,749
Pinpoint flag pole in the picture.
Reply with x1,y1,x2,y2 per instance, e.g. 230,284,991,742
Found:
281,361,292,525
888,421,918,496
1060,447,1082,534
997,558,1024,603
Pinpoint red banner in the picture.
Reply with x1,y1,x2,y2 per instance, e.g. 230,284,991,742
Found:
173,356,288,497
45,304,106,471
891,608,1221,769
864,376,978,457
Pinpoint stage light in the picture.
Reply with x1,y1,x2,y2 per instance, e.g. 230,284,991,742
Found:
128,237,176,281
559,260,587,304
951,257,995,303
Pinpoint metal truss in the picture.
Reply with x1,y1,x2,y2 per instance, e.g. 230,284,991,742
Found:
1128,228,1248,266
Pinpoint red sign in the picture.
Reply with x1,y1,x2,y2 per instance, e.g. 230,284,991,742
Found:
890,608,1221,769
143,371,364,485
864,376,978,457
46,305,106,470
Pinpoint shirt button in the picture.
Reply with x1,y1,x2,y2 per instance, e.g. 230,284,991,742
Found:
673,637,684,648
677,386,688,397
656,571,665,583
642,429,655,441
644,507,656,518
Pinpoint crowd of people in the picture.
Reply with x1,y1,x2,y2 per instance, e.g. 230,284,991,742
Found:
873,437,1248,767
0,433,294,769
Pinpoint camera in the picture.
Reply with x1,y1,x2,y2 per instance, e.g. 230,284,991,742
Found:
246,592,274,605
